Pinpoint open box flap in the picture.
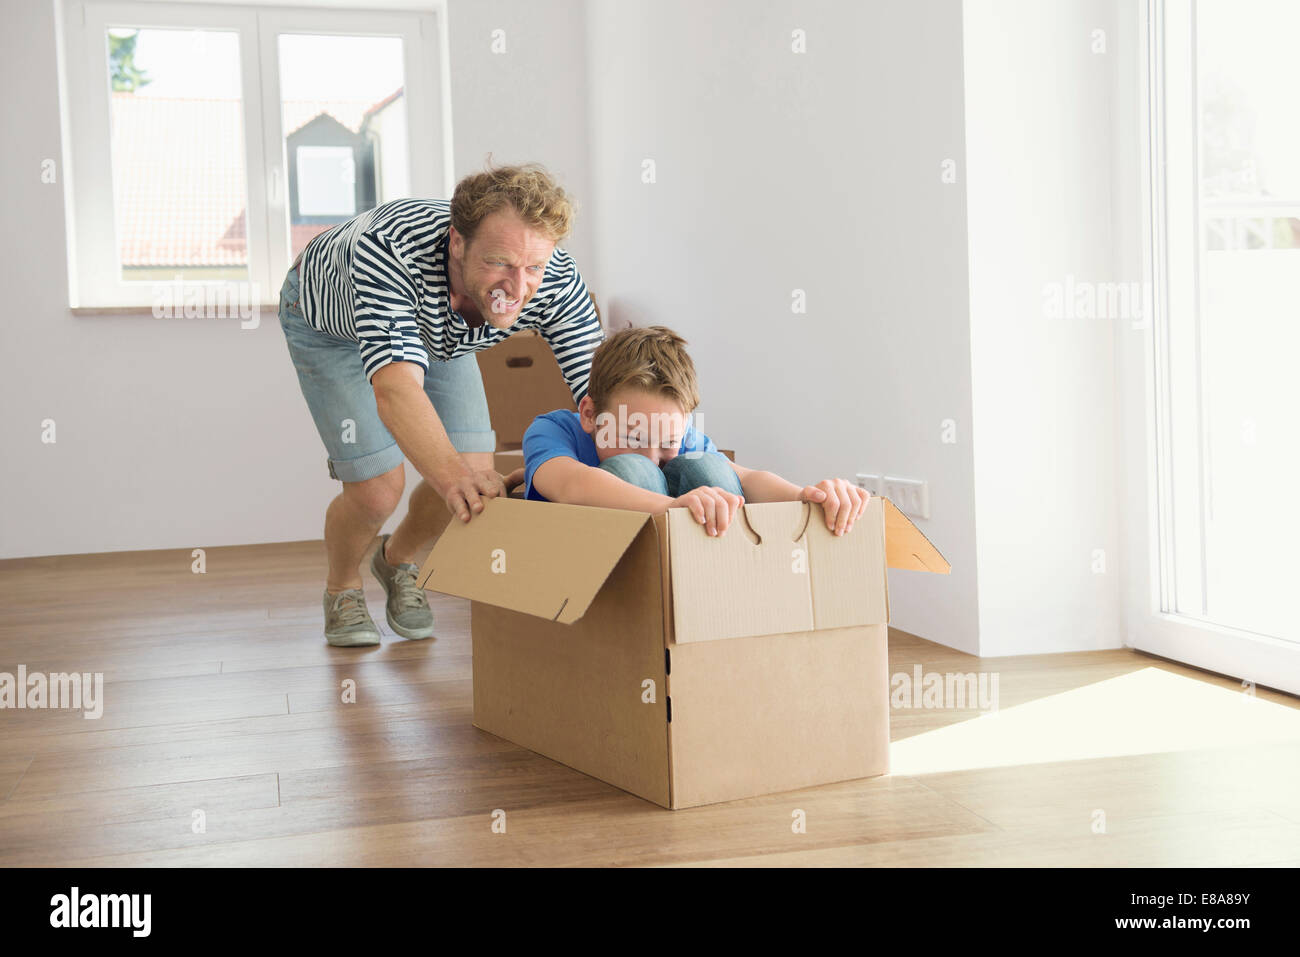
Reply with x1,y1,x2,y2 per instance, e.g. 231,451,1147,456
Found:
416,497,651,623
884,498,950,573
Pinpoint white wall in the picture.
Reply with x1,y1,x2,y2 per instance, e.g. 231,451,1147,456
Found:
0,0,593,560
962,0,1124,655
584,0,982,653
446,0,594,273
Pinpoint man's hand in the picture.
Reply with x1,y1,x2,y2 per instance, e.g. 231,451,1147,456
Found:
434,461,508,523
799,479,870,536
670,486,744,537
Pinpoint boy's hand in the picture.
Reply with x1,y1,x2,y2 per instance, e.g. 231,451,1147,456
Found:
502,467,526,493
671,486,744,537
800,479,870,536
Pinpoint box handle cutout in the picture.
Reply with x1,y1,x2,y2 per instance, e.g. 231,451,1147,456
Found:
736,502,810,545
790,501,812,541
736,505,762,545
506,356,534,368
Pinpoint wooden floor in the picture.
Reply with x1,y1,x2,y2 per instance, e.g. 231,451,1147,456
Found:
2,538,1299,867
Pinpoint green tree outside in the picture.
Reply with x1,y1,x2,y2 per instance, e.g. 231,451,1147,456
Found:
109,30,151,93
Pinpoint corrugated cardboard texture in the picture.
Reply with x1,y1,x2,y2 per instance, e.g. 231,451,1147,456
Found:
807,497,888,630
667,500,887,644
666,623,890,809
470,521,671,808
667,503,812,642
475,331,578,451
417,497,649,624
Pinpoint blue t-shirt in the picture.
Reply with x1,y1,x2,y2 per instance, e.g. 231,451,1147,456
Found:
522,409,719,502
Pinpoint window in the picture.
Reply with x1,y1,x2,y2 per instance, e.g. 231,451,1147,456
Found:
105,26,250,283
276,31,413,260
59,1,450,309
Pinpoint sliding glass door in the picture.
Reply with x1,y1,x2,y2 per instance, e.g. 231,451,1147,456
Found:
1126,0,1300,693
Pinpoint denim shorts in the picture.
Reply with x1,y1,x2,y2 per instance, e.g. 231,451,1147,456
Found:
277,262,496,483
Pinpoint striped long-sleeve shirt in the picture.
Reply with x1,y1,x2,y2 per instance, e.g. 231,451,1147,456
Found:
296,198,604,402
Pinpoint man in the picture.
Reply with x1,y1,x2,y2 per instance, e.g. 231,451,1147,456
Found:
276,164,603,647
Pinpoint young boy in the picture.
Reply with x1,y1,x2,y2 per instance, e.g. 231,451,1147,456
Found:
521,325,870,537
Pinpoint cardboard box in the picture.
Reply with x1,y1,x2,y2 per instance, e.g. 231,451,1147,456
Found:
416,494,949,809
474,293,602,451
476,331,578,452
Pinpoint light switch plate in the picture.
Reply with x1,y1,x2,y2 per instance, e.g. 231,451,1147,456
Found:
881,476,930,519
854,473,882,495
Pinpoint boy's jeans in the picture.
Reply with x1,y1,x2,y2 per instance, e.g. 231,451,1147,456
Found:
598,452,744,498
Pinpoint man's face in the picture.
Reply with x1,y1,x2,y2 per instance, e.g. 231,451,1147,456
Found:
449,208,556,330
579,386,690,467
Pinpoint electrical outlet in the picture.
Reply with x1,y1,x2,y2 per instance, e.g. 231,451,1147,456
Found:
854,473,881,494
881,476,929,519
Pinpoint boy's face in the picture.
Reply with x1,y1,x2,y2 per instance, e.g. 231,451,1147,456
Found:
579,387,690,467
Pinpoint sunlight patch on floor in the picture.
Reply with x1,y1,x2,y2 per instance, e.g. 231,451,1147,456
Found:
890,667,1300,776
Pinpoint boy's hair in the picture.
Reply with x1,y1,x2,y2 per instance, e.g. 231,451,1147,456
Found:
586,325,700,414
450,161,575,244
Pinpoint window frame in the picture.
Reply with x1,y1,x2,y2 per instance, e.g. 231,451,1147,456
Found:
1121,0,1300,695
59,0,449,310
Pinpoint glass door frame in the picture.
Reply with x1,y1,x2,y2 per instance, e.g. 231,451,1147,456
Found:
1121,0,1300,696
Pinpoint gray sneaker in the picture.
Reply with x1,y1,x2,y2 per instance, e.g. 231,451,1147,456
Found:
322,588,382,647
370,534,436,640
